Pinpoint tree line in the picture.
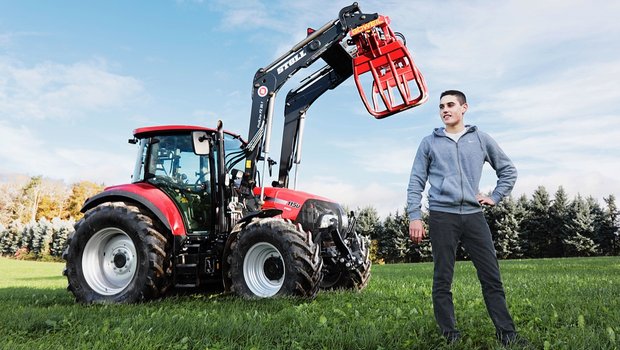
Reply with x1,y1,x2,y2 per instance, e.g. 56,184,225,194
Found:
0,176,618,262
358,186,619,264
0,175,103,260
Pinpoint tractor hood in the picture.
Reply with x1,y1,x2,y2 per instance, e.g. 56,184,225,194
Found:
254,187,348,234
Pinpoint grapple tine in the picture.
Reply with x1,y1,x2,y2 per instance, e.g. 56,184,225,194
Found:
350,15,428,119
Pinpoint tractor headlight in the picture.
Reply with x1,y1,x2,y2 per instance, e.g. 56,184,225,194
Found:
317,214,338,229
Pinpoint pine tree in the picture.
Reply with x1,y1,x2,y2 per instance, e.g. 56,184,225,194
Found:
19,221,37,253
549,187,570,257
410,211,432,262
50,217,75,257
0,223,5,254
514,195,529,257
355,206,381,238
595,195,618,255
355,206,383,264
492,196,523,259
521,186,552,258
0,221,23,256
563,195,598,257
380,211,411,263
30,218,49,256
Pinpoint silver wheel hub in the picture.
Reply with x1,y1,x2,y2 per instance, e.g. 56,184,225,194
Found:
82,227,137,296
243,242,285,297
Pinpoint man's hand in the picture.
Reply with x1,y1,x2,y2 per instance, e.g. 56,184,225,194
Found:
409,219,426,243
476,194,496,206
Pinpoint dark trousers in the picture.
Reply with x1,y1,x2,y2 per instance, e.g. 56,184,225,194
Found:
429,210,516,337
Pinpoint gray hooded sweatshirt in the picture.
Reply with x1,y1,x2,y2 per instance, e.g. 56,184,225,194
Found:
407,125,517,221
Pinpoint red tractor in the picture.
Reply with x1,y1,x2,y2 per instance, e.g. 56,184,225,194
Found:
63,2,427,303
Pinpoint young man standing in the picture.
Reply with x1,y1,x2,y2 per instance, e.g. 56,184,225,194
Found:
407,90,526,346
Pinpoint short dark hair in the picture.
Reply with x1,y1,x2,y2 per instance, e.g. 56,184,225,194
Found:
440,90,467,105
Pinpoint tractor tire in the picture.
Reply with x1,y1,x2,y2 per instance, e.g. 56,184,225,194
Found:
228,218,322,299
320,233,371,291
63,202,170,304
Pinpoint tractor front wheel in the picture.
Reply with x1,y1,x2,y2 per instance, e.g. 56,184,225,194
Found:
228,218,322,298
63,202,170,304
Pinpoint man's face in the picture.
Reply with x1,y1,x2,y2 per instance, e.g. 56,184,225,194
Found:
439,95,467,128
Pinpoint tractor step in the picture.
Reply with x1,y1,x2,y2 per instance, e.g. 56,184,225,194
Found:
176,263,198,269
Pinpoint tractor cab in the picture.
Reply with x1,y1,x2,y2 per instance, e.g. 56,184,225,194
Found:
131,125,246,235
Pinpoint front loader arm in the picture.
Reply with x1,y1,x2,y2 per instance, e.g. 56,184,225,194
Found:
242,3,378,197
241,2,428,199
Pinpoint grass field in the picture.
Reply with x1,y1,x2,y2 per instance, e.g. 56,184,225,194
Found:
0,256,618,350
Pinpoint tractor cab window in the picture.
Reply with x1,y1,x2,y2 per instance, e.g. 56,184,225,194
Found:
144,134,210,188
140,133,214,233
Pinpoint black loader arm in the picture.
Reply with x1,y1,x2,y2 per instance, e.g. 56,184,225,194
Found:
241,3,378,196
241,2,428,197
277,64,350,188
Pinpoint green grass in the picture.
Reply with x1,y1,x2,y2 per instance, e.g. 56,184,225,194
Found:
0,257,618,350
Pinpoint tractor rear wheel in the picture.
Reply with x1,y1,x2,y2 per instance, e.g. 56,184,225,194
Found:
228,218,322,298
63,202,170,304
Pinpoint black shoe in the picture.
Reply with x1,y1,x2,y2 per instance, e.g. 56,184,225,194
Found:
500,333,531,348
443,331,461,345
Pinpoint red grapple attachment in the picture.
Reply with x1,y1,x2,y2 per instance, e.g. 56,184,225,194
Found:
351,15,428,119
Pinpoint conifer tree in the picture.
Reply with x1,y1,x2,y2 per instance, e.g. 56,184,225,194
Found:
355,206,381,238
410,211,432,262
492,196,523,259
19,221,37,253
30,218,50,256
598,195,619,255
50,217,74,257
0,221,23,255
380,211,411,263
549,187,570,257
521,186,552,258
355,206,383,263
563,195,598,256
0,223,5,254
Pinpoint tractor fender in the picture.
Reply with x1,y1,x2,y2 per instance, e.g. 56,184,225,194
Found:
81,183,187,236
234,208,283,231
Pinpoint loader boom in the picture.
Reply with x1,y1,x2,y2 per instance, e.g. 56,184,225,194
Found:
241,2,427,198
242,3,370,194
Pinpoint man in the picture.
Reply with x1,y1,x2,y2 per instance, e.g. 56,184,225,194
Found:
407,90,526,346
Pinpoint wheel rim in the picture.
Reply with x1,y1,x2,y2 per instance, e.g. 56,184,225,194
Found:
243,242,285,297
82,227,137,296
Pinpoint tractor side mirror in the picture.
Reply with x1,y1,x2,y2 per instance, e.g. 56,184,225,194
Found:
192,131,211,155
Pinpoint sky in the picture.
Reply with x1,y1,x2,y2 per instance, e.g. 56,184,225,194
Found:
1,0,619,218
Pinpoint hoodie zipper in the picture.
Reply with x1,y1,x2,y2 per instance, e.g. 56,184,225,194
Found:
442,128,472,213
438,127,475,214
455,139,464,213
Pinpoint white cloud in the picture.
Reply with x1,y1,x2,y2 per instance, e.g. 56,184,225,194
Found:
0,121,134,185
0,121,133,185
0,57,144,120
297,176,407,218
0,55,145,185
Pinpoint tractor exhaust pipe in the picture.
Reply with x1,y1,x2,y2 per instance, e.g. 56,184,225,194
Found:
216,120,228,232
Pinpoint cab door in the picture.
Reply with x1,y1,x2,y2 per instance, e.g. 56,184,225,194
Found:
143,133,215,234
